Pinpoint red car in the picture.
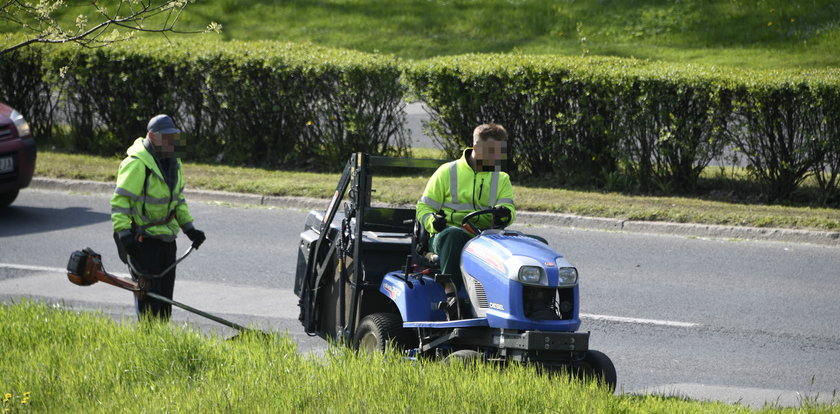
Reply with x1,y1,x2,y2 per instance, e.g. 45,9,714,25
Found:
0,103,36,208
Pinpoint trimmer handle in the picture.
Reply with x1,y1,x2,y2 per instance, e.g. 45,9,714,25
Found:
127,245,195,279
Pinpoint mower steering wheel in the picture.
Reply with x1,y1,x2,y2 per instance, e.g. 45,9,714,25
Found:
461,207,505,235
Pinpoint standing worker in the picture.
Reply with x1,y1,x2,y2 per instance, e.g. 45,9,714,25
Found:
111,114,206,320
416,123,515,318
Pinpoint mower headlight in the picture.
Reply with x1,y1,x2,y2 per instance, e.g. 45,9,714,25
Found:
10,110,30,137
557,267,578,286
518,266,545,285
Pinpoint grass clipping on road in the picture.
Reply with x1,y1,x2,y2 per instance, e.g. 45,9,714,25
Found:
36,151,840,231
2,301,835,413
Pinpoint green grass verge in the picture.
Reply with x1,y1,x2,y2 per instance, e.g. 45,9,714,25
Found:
35,151,840,231
2,301,837,413
5,0,837,69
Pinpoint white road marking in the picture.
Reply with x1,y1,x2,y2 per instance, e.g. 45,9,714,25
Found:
0,263,296,319
1,263,139,279
3,263,698,328
581,313,699,328
1,263,80,273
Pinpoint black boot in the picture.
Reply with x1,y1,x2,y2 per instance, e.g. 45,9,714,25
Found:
433,274,461,320
445,293,461,320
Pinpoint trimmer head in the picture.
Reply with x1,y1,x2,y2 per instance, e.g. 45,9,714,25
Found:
66,248,100,286
65,248,140,291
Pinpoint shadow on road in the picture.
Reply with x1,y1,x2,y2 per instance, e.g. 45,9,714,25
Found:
0,205,110,237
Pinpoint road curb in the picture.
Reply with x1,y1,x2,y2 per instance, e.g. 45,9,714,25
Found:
31,177,840,247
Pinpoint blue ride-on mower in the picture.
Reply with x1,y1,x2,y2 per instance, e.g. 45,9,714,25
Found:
294,153,616,390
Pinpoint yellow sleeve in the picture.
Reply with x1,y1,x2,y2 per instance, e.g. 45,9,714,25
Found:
416,163,449,234
110,157,145,233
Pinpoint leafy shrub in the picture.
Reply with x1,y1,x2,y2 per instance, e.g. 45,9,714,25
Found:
406,54,840,202
47,45,182,155
0,46,57,142
10,39,408,170
730,72,829,201
811,83,840,203
304,49,410,165
612,66,733,192
404,55,629,185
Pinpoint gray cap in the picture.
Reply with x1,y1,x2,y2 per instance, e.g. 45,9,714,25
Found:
147,114,181,134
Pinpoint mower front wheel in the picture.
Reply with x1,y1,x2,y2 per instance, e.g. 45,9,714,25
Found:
578,350,617,392
353,312,416,353
444,349,485,364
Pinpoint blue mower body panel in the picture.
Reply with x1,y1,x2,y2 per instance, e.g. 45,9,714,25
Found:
381,273,448,322
381,229,581,332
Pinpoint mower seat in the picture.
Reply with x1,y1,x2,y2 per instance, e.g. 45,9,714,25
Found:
412,219,439,267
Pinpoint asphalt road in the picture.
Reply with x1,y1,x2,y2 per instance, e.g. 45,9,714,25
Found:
1,188,838,408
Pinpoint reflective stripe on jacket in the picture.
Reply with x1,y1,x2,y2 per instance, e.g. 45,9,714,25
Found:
416,148,515,235
110,137,194,241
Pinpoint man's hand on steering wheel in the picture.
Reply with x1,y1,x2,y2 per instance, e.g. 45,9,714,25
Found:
492,206,512,227
462,206,511,235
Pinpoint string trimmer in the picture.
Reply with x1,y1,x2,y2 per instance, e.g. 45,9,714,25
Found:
65,247,264,336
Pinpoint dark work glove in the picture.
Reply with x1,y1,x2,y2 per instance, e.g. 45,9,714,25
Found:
185,228,206,249
431,212,447,232
492,206,512,226
119,232,138,257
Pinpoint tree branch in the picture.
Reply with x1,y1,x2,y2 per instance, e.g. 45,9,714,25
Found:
1,0,218,55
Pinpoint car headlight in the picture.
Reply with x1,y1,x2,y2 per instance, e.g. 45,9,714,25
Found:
518,266,545,285
557,267,578,286
10,110,30,137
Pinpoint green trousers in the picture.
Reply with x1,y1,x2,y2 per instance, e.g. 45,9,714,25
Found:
429,226,474,288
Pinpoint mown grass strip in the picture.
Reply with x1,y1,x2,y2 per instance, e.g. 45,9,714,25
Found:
2,301,836,413
35,151,840,231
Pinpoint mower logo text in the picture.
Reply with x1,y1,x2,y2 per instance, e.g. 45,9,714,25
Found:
489,302,505,311
383,283,402,299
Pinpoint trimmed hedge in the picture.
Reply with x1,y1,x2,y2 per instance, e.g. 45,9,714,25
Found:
2,39,839,203
730,71,840,201
403,56,626,184
611,66,734,193
0,47,56,142
8,39,408,169
813,83,840,203
404,56,738,191
405,54,840,201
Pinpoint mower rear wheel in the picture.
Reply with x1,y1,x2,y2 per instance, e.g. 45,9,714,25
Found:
578,350,617,392
353,312,416,353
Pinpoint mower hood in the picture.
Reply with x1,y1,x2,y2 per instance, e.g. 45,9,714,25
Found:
463,230,573,287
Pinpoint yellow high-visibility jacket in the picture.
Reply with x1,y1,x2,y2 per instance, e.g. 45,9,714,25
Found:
416,148,515,234
110,138,194,242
